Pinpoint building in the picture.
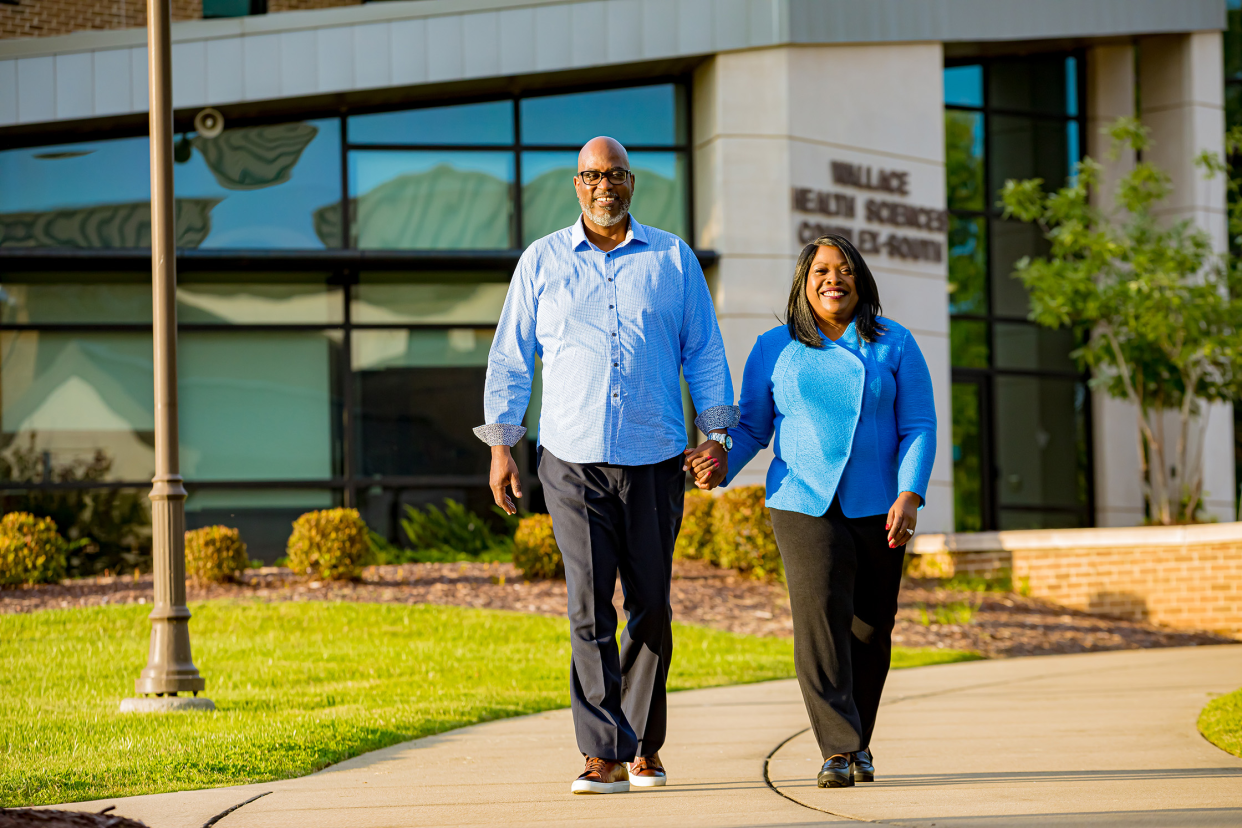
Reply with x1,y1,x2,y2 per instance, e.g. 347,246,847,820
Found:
0,0,1237,560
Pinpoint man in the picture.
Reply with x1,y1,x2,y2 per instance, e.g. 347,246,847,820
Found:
474,136,737,794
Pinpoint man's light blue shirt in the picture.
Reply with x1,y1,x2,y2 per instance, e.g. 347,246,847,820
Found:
474,216,739,466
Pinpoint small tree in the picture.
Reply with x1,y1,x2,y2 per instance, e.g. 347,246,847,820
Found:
1000,118,1242,525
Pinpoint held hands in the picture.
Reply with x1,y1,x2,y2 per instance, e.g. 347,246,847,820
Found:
886,491,922,547
683,437,728,490
489,445,523,515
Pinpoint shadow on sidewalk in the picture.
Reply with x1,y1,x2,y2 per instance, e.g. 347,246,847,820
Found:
774,766,1242,787
881,808,1242,828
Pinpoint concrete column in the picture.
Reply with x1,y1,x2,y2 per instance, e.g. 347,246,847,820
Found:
693,43,954,532
1138,31,1236,523
1086,43,1146,527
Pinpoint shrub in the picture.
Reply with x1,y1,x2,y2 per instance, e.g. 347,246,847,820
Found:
286,508,373,581
712,486,783,581
184,525,249,584
674,490,716,562
0,512,69,586
512,514,563,580
392,499,517,563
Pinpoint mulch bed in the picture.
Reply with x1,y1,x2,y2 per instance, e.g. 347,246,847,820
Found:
1,561,1233,658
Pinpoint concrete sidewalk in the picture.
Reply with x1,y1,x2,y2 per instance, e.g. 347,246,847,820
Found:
43,645,1242,827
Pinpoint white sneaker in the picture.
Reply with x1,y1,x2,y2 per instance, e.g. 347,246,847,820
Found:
627,754,667,788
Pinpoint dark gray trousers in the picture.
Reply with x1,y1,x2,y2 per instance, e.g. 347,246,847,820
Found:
769,498,906,759
538,448,685,762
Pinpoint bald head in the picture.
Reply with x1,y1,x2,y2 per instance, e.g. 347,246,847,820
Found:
574,136,635,231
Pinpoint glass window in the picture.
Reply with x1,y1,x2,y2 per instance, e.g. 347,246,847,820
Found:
1228,1,1242,82
0,273,151,324
520,84,685,147
174,118,342,249
1,331,154,482
947,216,986,315
993,322,1076,373
186,488,337,563
989,218,1048,317
353,328,493,477
945,110,985,212
950,319,988,369
179,332,340,481
521,150,688,244
988,56,1069,115
352,280,508,325
347,151,514,249
347,101,514,146
951,381,984,533
178,274,342,325
944,65,983,108
993,375,1088,513
988,114,1069,200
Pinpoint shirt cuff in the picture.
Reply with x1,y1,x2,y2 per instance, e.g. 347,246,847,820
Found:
473,423,528,447
694,405,740,433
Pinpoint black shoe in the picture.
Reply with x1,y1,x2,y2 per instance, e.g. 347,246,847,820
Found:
851,747,875,783
817,754,854,788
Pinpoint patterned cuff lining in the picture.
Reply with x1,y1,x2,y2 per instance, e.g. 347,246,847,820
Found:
695,405,741,433
472,423,528,447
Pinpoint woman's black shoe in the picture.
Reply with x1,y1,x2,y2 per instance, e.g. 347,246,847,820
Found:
851,747,875,783
817,754,854,788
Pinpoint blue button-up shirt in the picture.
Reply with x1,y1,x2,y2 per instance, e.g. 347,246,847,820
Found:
474,216,738,466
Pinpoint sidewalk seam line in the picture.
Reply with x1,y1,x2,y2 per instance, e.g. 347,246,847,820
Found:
202,791,272,827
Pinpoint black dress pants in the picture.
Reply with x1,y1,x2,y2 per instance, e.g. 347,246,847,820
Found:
538,448,685,762
769,498,906,759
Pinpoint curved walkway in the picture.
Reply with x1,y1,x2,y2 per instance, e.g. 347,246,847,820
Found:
44,646,1242,828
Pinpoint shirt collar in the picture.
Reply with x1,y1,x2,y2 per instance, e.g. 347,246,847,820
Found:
570,214,649,251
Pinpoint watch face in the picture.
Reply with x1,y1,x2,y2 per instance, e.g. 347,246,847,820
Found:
724,434,733,451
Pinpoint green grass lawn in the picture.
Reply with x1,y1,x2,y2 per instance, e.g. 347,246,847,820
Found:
1199,687,1242,757
0,601,978,806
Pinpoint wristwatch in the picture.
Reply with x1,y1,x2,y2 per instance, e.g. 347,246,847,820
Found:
708,431,733,451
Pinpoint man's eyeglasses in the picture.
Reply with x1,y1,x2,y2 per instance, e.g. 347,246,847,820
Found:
577,168,631,186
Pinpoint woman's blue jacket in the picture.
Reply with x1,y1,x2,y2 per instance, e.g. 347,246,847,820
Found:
723,317,937,518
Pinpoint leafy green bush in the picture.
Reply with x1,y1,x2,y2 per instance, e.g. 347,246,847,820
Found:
712,486,782,581
512,514,563,580
674,490,716,562
388,499,517,563
184,525,249,584
0,512,69,586
941,571,1013,593
286,508,373,581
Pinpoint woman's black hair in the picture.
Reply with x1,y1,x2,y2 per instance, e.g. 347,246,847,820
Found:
785,234,886,347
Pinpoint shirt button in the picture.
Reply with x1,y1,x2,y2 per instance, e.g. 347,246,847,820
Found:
611,333,616,337
608,278,612,281
613,362,618,367
613,393,618,398
609,305,614,309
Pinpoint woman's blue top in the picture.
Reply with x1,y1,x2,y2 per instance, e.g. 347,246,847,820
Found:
723,317,937,518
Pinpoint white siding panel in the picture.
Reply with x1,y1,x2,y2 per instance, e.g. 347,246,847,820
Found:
498,8,536,76
353,22,391,89
533,5,572,72
130,47,149,112
714,0,750,51
426,15,464,82
16,56,54,124
280,30,318,97
390,18,427,86
243,34,281,101
93,49,132,116
54,52,93,120
749,0,780,46
677,0,714,55
171,39,207,109
570,2,607,68
0,60,17,126
605,0,642,65
206,37,243,106
462,11,500,78
317,25,354,93
640,0,677,59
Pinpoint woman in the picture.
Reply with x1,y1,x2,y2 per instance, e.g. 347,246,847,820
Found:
690,234,936,788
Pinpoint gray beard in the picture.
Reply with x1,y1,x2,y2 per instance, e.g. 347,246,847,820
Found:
579,193,631,227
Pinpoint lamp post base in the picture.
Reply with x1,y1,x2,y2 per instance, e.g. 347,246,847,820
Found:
119,696,216,713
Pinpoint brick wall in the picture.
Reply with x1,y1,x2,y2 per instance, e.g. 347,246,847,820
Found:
908,523,1242,637
0,0,360,41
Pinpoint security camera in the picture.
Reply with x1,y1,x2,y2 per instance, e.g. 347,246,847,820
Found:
193,107,224,138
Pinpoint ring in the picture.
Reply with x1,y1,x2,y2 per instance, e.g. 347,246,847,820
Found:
904,527,914,534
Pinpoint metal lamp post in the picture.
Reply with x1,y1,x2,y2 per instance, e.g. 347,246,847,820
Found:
120,0,212,714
